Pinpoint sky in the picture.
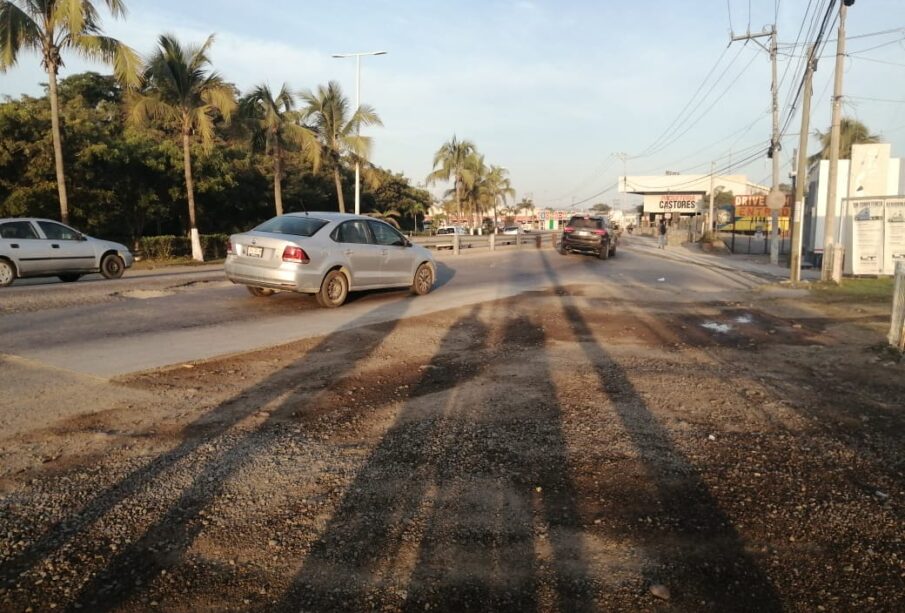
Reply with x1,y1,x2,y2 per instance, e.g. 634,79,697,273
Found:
2,0,904,210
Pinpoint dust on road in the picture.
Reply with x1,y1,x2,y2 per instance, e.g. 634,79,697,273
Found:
1,282,903,611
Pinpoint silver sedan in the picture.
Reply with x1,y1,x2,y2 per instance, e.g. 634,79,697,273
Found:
224,212,436,307
0,218,134,286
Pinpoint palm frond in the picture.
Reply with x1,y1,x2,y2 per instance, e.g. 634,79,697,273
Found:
0,0,42,69
73,34,141,87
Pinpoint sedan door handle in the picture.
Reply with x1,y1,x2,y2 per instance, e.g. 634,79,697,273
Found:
344,249,354,256
10,243,19,248
51,244,60,249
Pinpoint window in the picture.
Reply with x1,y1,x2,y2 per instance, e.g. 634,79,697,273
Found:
0,221,39,240
368,221,405,246
37,221,80,240
567,216,605,230
333,221,372,244
253,216,328,237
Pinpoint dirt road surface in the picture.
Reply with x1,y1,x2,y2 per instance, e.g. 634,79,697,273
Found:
1,246,903,611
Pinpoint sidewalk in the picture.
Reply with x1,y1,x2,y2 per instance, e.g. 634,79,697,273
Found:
624,235,820,282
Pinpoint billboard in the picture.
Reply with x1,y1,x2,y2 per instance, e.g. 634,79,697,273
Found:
844,196,905,276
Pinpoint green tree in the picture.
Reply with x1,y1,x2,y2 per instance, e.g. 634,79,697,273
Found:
811,118,880,163
128,33,236,261
240,82,319,216
426,135,477,224
590,203,611,213
0,0,140,224
299,80,382,214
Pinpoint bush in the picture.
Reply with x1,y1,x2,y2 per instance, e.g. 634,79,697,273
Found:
138,234,230,260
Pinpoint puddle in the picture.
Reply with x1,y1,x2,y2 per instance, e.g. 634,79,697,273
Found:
701,322,732,334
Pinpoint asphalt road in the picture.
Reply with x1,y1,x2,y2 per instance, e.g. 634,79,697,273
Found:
0,238,765,378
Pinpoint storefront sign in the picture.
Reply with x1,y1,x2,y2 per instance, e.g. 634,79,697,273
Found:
643,194,703,213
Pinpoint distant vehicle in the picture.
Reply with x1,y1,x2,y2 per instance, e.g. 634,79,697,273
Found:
558,214,617,260
521,223,533,232
502,226,520,235
0,218,133,286
435,226,468,235
224,212,435,308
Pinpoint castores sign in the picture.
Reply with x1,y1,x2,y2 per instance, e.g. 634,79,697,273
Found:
643,194,704,213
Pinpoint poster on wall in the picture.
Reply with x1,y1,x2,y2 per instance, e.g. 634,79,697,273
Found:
884,198,905,273
849,199,885,275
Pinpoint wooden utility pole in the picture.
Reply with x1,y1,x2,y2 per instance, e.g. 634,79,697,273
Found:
822,0,852,283
731,25,782,265
791,45,817,283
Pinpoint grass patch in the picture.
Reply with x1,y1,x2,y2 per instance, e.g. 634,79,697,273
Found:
808,277,895,303
132,257,225,271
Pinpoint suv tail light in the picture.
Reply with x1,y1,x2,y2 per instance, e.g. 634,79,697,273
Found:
593,229,608,236
226,239,234,255
563,226,575,233
282,246,309,264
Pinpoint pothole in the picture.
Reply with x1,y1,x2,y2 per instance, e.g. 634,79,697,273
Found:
118,289,175,300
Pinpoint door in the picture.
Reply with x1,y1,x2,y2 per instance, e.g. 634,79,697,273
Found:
36,221,96,272
367,220,415,286
0,220,45,275
332,220,384,287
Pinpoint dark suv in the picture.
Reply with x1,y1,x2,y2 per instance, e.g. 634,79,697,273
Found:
558,215,617,259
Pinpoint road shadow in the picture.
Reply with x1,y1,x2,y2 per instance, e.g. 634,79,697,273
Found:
537,252,783,611
0,297,414,608
273,304,596,612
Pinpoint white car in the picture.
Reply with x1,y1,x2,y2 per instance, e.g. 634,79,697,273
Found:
225,212,436,308
0,217,133,286
501,226,520,235
435,226,468,235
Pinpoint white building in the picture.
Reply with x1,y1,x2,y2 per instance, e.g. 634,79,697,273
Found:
803,143,905,261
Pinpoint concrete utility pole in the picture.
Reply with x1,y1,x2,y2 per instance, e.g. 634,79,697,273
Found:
708,160,715,235
791,44,817,283
731,25,782,265
821,0,853,283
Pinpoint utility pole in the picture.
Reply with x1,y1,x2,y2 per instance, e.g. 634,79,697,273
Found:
708,160,715,235
613,152,630,192
821,0,853,283
791,44,817,283
731,25,783,265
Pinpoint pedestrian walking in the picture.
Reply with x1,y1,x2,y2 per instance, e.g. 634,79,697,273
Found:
658,218,667,249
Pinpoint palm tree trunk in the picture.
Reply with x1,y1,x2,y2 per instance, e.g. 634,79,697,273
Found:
46,64,70,225
333,166,346,214
273,142,284,216
182,130,204,262
455,176,462,226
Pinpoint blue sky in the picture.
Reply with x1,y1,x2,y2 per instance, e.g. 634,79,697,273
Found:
2,0,904,209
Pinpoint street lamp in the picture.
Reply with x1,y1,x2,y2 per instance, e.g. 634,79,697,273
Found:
332,50,387,216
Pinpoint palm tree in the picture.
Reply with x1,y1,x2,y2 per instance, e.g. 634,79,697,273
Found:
811,118,880,163
0,0,140,224
484,165,515,232
299,80,382,214
128,33,236,261
426,135,477,225
241,83,319,216
365,208,401,228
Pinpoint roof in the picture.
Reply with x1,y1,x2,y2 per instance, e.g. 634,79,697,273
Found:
284,211,369,221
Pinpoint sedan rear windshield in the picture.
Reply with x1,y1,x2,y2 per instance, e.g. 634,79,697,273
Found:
568,217,605,229
253,216,328,237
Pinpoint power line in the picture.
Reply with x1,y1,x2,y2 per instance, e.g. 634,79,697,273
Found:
846,95,905,104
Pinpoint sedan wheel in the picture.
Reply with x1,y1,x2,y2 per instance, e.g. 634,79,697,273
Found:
246,286,275,298
411,263,434,296
100,254,125,279
0,260,15,287
598,240,610,260
316,270,349,308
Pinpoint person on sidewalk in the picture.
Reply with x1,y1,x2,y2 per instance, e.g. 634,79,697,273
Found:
658,219,668,249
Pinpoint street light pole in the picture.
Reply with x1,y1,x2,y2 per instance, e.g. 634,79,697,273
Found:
332,50,387,216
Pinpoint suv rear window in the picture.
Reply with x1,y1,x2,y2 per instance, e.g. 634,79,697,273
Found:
567,216,605,229
254,216,328,237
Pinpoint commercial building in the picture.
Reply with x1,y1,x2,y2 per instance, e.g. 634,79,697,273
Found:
618,174,768,221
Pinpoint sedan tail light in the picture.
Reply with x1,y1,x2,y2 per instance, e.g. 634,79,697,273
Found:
282,245,309,264
226,239,234,255
563,226,575,233
593,229,608,236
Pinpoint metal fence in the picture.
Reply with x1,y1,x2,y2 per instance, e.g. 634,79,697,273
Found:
715,231,791,256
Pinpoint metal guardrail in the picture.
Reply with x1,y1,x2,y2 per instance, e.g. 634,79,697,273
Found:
412,232,556,252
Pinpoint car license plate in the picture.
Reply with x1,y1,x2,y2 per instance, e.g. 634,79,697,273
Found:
246,246,263,258
577,230,589,236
